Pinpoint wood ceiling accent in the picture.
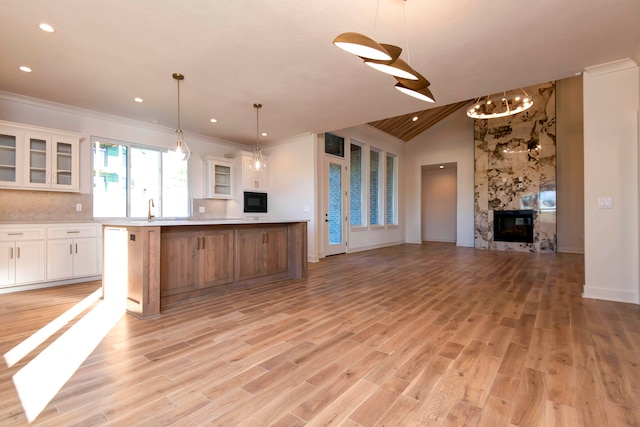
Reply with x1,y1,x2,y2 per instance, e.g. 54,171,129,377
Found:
368,100,471,142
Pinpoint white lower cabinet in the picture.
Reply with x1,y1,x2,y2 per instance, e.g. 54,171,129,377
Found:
0,227,46,288
0,223,100,291
46,225,99,281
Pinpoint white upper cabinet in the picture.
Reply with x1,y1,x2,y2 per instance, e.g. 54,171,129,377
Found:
225,151,268,192
0,126,23,188
0,121,81,192
202,155,233,199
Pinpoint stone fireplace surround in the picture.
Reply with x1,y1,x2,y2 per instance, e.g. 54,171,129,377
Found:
474,81,556,253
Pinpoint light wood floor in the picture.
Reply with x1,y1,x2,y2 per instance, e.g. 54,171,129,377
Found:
1,243,639,426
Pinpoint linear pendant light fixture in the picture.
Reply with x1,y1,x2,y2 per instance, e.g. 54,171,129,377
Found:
170,73,190,161
332,0,434,103
467,88,533,119
249,103,266,172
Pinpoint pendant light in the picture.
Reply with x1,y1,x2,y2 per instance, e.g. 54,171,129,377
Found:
333,32,393,61
394,73,435,103
249,103,266,172
169,73,190,161
363,44,419,80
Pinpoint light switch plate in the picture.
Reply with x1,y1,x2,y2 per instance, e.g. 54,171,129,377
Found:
199,206,205,213
75,203,82,212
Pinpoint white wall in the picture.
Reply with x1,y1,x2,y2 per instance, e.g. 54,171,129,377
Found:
0,92,244,197
405,108,475,247
324,125,406,254
582,59,639,304
263,133,319,262
422,165,457,243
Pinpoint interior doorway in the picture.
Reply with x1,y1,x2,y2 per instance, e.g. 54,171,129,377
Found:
421,163,457,243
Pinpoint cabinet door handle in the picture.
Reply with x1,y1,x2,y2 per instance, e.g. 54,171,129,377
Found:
17,247,20,259
10,247,13,259
75,243,78,254
8,232,23,236
201,237,205,249
196,237,200,250
69,244,73,254
67,230,80,234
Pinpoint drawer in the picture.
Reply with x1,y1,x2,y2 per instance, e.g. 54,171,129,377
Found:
47,226,97,239
0,228,46,241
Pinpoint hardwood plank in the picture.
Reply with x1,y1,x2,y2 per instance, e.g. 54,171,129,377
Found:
1,243,638,426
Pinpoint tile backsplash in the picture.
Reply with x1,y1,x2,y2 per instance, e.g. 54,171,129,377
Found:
0,190,93,222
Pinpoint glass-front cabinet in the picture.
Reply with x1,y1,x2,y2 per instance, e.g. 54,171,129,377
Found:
0,121,80,192
0,127,22,188
203,155,233,199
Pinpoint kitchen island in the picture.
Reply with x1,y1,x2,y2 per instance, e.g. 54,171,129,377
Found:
102,219,308,319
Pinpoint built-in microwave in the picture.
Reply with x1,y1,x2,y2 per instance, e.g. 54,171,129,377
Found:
243,191,268,213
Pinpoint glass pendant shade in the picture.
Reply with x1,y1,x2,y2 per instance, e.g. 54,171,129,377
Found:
333,32,392,61
249,146,266,171
171,129,190,161
170,73,190,161
249,103,266,171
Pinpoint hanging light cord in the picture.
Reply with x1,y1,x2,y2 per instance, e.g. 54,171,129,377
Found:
403,0,411,65
176,77,181,131
254,103,262,148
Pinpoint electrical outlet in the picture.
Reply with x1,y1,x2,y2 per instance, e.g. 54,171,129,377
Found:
75,203,82,212
199,206,205,213
597,197,613,209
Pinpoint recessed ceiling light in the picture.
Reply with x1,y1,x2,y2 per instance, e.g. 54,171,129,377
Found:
261,132,267,137
19,66,32,73
412,116,418,122
39,23,54,32
439,165,444,169
134,97,143,103
210,118,217,123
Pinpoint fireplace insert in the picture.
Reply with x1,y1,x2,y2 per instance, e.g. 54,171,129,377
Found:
493,210,534,243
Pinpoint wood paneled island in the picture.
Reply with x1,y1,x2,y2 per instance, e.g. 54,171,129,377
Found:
102,219,307,318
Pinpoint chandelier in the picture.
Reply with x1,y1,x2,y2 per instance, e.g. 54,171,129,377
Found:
467,89,533,119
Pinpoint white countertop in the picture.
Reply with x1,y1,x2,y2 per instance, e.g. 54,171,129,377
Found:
100,218,309,227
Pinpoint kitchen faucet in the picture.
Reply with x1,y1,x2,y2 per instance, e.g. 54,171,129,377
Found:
148,199,155,221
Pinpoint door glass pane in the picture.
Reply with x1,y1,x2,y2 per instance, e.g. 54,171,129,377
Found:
0,133,17,182
130,147,161,218
328,162,342,244
162,152,189,217
93,142,127,217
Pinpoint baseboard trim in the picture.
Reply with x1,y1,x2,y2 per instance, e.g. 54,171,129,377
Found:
557,246,585,254
582,286,639,305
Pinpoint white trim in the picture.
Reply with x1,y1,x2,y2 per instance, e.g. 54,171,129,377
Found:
582,286,639,305
456,239,475,247
347,240,405,253
0,276,101,294
557,246,585,254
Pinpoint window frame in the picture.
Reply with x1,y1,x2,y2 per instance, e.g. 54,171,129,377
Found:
369,147,384,228
91,136,191,219
385,152,398,226
349,140,366,229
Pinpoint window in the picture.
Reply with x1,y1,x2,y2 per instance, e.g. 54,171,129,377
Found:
369,148,382,225
349,142,363,226
385,153,397,225
324,133,345,157
93,138,189,218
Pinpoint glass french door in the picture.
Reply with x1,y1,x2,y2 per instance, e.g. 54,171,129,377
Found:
324,157,347,256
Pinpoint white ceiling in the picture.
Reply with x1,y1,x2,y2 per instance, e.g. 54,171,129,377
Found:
1,0,639,145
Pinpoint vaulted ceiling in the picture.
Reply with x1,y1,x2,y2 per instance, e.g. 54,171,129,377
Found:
0,0,638,145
